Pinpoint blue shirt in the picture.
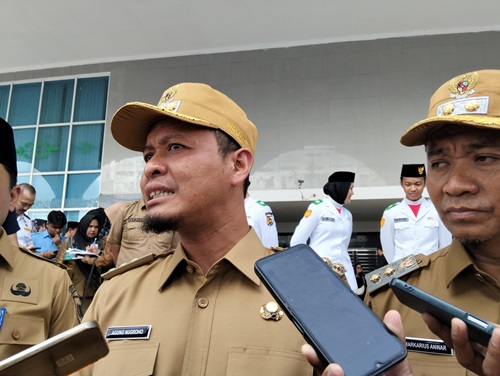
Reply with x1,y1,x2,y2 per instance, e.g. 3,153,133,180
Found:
32,230,65,259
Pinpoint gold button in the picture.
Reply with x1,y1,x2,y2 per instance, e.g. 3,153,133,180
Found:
186,265,194,273
197,297,209,308
12,330,21,340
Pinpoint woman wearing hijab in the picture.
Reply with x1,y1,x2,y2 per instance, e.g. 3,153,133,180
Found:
57,208,110,316
290,171,357,289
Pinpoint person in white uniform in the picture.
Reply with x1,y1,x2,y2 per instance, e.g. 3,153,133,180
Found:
380,163,452,263
290,171,356,289
244,193,279,248
15,183,36,251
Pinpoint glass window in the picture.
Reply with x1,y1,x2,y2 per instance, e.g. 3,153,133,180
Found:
65,173,100,208
40,80,74,124
69,123,104,170
74,77,108,122
32,174,65,209
13,128,36,173
34,126,69,172
9,83,41,126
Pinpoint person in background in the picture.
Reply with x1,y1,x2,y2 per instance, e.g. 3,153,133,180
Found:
15,183,36,250
244,180,279,248
0,117,79,359
376,246,388,267
64,220,79,248
354,262,367,300
58,208,110,313
32,218,47,233
290,171,357,289
380,163,452,263
76,82,312,375
106,197,179,267
32,210,67,260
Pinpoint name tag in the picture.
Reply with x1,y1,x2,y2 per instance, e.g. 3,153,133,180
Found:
106,325,152,340
406,337,453,356
394,218,409,223
321,217,335,222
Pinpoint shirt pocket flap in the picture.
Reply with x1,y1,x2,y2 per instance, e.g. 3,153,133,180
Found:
0,314,45,346
92,341,159,376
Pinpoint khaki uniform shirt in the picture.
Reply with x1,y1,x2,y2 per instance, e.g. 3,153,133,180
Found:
78,230,313,376
366,239,499,375
0,227,79,360
109,199,179,266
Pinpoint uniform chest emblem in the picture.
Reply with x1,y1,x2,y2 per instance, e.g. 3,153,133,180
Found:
10,282,31,297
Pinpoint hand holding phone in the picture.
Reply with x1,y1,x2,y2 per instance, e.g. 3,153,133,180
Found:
390,278,494,347
255,244,407,376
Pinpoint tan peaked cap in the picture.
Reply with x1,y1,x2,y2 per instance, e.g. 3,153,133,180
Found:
401,70,500,146
111,82,258,153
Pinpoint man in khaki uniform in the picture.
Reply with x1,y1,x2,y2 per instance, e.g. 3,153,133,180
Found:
77,83,313,375
108,198,179,267
0,117,79,360
308,71,500,376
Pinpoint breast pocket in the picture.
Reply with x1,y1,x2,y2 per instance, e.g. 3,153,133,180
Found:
92,341,159,376
226,346,312,376
123,221,144,242
0,314,45,349
394,220,410,231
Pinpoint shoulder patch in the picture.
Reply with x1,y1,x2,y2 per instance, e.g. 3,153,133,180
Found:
312,199,323,205
366,255,420,295
18,247,67,270
256,200,269,207
384,202,399,211
101,251,172,280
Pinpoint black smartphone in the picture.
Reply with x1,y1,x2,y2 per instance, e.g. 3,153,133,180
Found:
390,278,495,347
0,320,109,375
254,244,407,376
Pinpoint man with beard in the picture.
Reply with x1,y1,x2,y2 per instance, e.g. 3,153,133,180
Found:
76,83,313,375
305,71,500,375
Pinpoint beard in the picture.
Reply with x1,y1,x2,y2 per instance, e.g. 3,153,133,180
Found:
457,237,486,253
142,213,182,234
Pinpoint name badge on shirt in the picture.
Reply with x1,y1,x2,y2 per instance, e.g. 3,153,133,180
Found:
106,325,152,340
394,218,409,223
321,217,335,222
406,337,453,356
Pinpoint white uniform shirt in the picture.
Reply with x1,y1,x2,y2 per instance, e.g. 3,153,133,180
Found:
290,196,356,289
16,213,34,247
244,196,279,247
380,197,452,263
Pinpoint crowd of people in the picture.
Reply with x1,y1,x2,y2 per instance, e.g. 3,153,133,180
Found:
1,69,500,375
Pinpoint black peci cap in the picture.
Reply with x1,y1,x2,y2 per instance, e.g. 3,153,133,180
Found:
400,164,426,178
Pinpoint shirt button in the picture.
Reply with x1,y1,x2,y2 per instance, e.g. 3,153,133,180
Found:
12,330,21,340
186,265,194,273
197,297,209,308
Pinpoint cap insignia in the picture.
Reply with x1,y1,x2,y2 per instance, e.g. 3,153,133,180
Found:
158,85,181,112
418,166,424,175
449,72,479,99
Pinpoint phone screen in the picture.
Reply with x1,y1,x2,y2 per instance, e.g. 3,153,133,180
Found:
255,244,407,376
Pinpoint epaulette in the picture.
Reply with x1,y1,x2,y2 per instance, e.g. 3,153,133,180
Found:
101,250,173,280
256,200,269,207
384,202,399,211
18,246,67,270
322,257,349,286
312,199,323,205
366,255,421,295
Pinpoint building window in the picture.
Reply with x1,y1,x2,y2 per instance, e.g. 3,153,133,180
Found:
0,75,109,222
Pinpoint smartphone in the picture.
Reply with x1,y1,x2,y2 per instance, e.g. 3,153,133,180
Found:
255,244,407,376
390,278,494,347
0,320,109,376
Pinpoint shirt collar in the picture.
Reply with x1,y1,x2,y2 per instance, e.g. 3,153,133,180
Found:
445,238,476,287
157,229,267,290
0,228,16,268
